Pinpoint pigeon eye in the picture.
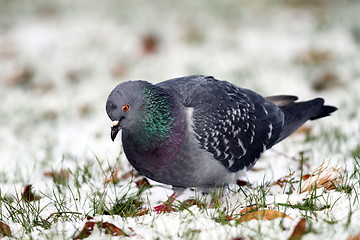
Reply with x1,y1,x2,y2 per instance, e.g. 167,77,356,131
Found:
122,105,130,112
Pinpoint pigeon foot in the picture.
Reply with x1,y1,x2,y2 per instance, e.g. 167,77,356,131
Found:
153,191,182,213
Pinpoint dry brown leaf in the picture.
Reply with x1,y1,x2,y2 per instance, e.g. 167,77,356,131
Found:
78,104,92,117
74,220,95,239
237,209,292,223
141,34,159,55
96,222,127,236
0,221,12,238
239,205,261,214
135,178,151,188
313,71,343,92
226,214,234,221
288,218,306,240
74,219,127,239
236,179,248,187
22,185,41,202
301,174,313,181
301,162,342,193
4,65,33,86
44,169,70,185
347,233,360,240
132,208,149,217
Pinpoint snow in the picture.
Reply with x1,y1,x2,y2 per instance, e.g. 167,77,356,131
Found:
1,0,360,239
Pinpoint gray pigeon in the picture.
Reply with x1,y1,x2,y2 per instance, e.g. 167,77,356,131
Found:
106,75,337,211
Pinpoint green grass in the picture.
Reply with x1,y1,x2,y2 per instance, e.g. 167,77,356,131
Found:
1,149,359,239
1,125,359,240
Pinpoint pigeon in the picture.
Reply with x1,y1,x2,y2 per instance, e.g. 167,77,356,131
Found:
106,75,337,212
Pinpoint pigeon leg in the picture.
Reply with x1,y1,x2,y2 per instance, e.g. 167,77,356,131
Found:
154,187,185,213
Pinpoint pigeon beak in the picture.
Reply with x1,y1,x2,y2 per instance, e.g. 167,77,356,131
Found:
111,120,121,141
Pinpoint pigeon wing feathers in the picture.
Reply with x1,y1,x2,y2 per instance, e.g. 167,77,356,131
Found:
159,75,285,172
265,95,298,106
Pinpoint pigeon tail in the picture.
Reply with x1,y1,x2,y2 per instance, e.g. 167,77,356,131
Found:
275,98,337,144
309,104,338,120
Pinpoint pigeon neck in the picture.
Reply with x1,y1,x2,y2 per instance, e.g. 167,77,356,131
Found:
126,84,185,153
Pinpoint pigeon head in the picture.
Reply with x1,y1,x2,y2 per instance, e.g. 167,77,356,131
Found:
106,81,149,141
106,80,182,149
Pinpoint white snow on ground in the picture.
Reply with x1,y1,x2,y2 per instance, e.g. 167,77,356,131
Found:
0,0,360,239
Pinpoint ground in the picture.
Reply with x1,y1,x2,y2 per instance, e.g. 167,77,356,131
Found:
0,0,360,239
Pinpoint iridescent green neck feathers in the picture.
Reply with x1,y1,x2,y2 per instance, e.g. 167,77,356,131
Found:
131,84,177,149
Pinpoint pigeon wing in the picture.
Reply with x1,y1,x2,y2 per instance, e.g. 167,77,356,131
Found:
159,75,285,172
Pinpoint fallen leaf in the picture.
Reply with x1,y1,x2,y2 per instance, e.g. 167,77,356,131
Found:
236,179,248,186
74,219,128,239
313,71,343,92
131,208,149,217
347,233,360,240
301,162,342,193
78,104,92,117
96,222,127,236
74,220,95,239
0,221,12,237
22,185,41,202
44,169,70,185
239,205,261,214
141,34,159,55
288,218,306,240
237,209,292,223
301,174,313,181
135,178,151,188
4,65,33,87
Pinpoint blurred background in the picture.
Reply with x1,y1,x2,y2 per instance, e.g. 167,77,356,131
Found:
0,0,359,183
